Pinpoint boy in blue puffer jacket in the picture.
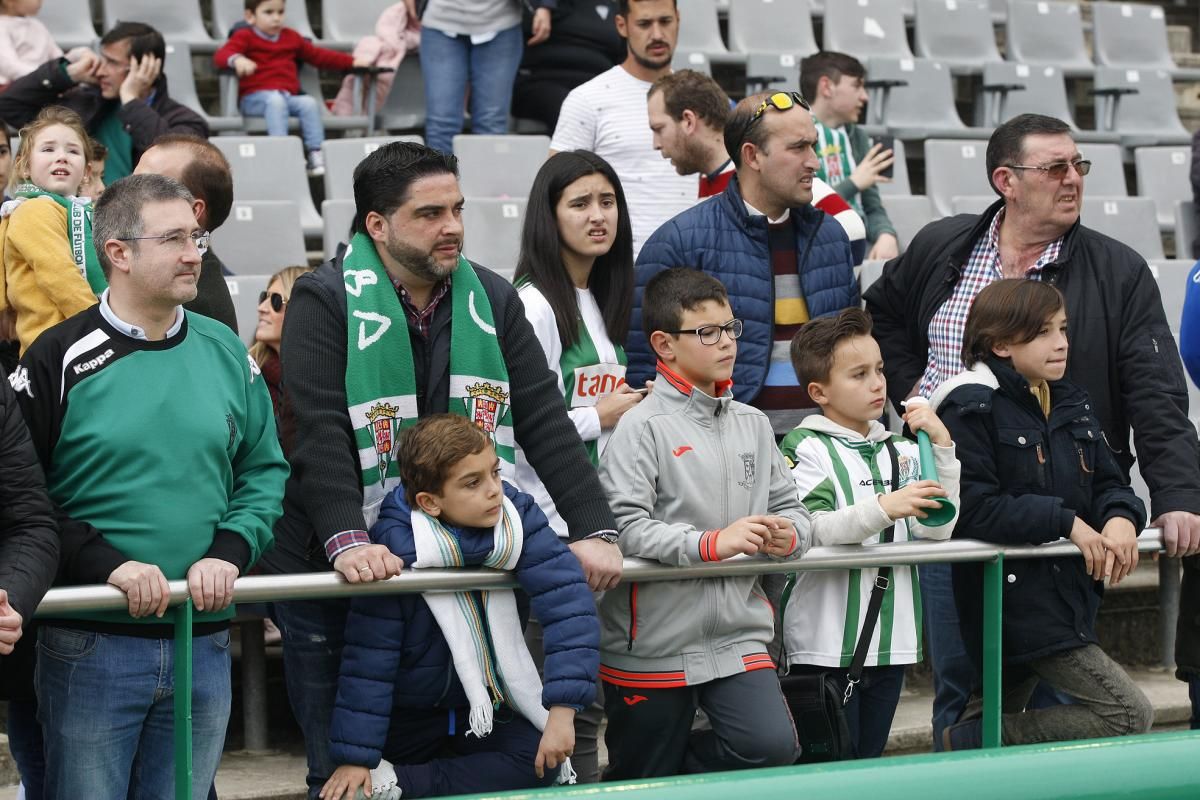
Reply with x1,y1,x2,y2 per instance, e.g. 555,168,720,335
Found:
322,414,600,800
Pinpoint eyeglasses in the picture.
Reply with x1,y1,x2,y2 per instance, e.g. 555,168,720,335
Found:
1005,158,1091,180
662,318,743,346
736,91,811,149
116,230,210,256
259,291,287,312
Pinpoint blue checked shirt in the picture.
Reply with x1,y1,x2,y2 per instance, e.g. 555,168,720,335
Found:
917,210,1064,398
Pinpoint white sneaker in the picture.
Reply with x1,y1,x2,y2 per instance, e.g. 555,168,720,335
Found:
307,150,326,177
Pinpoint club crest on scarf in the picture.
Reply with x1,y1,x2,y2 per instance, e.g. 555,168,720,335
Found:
365,401,402,485
463,381,510,440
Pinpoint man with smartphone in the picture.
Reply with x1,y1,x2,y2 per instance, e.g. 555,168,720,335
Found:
801,52,900,261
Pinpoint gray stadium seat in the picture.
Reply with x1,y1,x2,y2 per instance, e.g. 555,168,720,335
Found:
210,0,319,42
727,0,819,59
824,0,913,61
36,0,97,50
866,59,992,141
924,138,992,217
163,43,243,134
462,198,527,280
1091,1,1200,80
674,0,742,64
1093,67,1193,149
223,273,273,347
745,53,800,95
322,199,357,262
1080,197,1165,261
210,201,309,274
298,63,372,134
1005,0,1093,78
913,0,1002,75
977,62,1120,144
323,0,396,52
950,195,997,215
672,51,713,77
1133,146,1191,231
877,138,911,196
1176,201,1197,261
322,136,424,201
881,194,936,251
376,58,427,132
104,0,218,53
211,136,323,238
1081,143,1127,198
453,135,550,199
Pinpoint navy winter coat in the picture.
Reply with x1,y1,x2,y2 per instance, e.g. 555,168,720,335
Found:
328,482,600,768
627,175,859,399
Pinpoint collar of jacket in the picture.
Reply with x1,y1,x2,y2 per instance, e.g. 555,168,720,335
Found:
655,360,733,421
987,355,1089,421
944,198,1084,281
717,173,824,236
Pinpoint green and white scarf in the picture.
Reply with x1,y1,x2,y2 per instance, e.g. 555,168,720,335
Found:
342,232,514,524
14,183,107,295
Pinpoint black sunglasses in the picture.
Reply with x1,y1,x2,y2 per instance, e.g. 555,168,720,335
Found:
736,91,811,150
259,291,286,312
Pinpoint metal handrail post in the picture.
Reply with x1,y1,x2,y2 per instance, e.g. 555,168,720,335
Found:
981,553,1004,748
174,600,194,800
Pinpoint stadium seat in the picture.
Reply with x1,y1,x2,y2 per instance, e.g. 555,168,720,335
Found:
977,62,1121,144
323,136,424,201
1133,146,1191,231
877,138,912,196
223,273,274,347
924,138,992,217
812,0,918,17
913,0,1002,75
322,199,357,262
727,0,819,60
462,198,527,280
866,59,992,141
375,58,427,132
36,0,97,50
210,0,319,42
672,51,713,77
1081,143,1127,198
210,136,323,238
1175,201,1197,261
163,43,243,134
298,63,373,134
745,53,800,95
1080,197,1165,261
881,195,936,251
1004,0,1093,78
453,135,550,199
210,201,309,274
823,0,913,62
104,0,218,53
950,195,997,215
674,0,742,64
322,0,396,51
1092,67,1193,149
1091,1,1200,80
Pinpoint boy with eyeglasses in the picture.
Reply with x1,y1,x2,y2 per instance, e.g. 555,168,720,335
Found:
596,267,811,779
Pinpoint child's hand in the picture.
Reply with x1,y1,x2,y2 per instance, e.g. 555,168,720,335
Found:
903,404,952,446
1070,518,1118,581
352,56,374,69
878,480,946,521
1101,517,1139,585
761,515,796,556
535,706,576,779
235,57,258,77
715,516,770,559
320,765,371,800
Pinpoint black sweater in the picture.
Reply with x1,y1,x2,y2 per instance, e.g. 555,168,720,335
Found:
263,255,616,575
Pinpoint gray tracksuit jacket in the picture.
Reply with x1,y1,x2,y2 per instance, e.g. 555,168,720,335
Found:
597,364,812,687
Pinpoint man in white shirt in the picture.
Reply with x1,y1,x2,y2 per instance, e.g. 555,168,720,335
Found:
549,0,695,255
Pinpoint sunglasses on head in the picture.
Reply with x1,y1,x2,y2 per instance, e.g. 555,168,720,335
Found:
259,291,286,312
736,91,811,148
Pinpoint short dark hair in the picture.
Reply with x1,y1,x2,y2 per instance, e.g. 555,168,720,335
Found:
93,173,195,278
89,139,108,162
617,0,678,15
352,140,459,234
101,21,166,63
642,268,730,342
961,279,1066,367
648,70,730,129
985,113,1073,194
790,308,875,388
398,414,493,507
147,134,234,230
245,0,275,10
799,51,866,101
724,92,773,169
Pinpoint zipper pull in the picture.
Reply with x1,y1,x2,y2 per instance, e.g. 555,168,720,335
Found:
1152,337,1160,354
1077,445,1093,473
1036,442,1045,464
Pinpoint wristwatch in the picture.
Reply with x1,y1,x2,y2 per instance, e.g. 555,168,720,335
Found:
588,530,620,545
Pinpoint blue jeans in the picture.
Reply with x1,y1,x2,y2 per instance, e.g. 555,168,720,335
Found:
240,90,325,151
7,696,44,800
418,24,524,154
787,664,907,758
920,563,976,750
272,597,350,800
35,626,232,800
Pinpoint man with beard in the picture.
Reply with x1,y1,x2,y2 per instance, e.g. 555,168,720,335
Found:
263,141,620,799
549,0,694,256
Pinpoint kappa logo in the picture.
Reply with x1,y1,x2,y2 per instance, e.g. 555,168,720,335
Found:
7,366,32,398
672,445,694,458
72,348,115,376
623,694,649,707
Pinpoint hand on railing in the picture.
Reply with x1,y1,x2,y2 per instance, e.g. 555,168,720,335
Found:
348,66,396,75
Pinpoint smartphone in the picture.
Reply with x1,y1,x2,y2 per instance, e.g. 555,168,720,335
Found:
631,387,650,395
875,134,895,179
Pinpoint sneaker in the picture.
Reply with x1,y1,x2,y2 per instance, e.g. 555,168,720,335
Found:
941,718,983,751
306,150,326,177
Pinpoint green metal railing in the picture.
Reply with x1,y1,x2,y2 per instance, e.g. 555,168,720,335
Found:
32,530,1177,799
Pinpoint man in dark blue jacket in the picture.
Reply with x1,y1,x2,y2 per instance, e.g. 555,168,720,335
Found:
630,91,859,435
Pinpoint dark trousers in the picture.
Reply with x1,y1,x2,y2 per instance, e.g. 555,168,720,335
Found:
786,663,906,758
382,705,557,797
7,695,44,800
602,668,798,780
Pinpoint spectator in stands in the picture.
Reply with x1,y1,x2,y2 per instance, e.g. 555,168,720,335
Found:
647,69,866,262
214,0,369,177
1191,127,1200,258
323,413,599,800
550,0,694,256
331,2,420,118
780,309,960,759
800,52,899,261
598,267,807,779
134,134,239,333
0,0,63,90
932,279,1152,748
0,106,102,355
0,22,209,183
1172,264,1200,730
864,113,1200,749
512,0,623,132
85,139,107,199
249,265,311,434
417,0,554,154
263,140,620,799
630,91,859,435
12,173,287,799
